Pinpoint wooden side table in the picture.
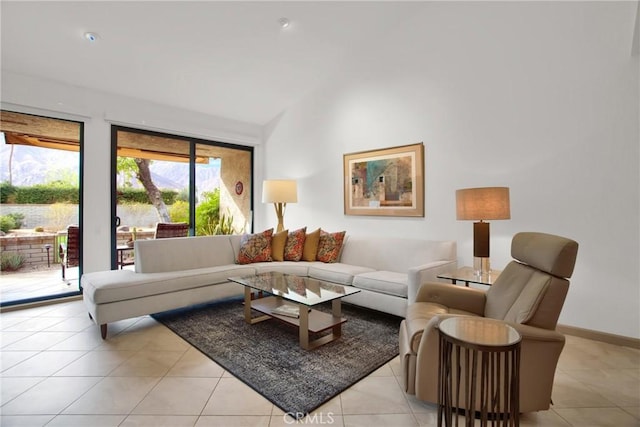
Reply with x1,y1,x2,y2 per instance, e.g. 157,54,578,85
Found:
438,266,501,287
437,317,521,427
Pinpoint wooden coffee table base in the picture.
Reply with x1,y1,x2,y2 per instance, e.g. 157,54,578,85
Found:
243,287,346,350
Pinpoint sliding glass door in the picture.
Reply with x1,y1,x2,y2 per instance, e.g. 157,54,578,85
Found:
0,110,83,306
111,126,253,269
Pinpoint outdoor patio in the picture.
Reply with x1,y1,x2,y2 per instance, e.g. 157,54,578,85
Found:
0,266,80,305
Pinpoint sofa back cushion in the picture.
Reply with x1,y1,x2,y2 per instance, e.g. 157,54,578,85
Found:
339,236,456,273
135,235,235,273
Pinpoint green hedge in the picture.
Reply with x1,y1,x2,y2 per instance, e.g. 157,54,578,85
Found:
0,182,178,205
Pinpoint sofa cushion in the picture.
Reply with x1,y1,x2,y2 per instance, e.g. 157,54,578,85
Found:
316,230,346,263
284,227,306,261
253,261,312,277
302,228,321,261
308,263,375,286
237,229,273,264
352,271,408,298
83,265,256,304
271,229,288,262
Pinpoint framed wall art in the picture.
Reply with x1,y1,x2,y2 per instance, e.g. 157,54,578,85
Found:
343,142,424,217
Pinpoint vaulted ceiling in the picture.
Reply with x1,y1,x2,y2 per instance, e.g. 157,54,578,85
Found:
1,1,424,126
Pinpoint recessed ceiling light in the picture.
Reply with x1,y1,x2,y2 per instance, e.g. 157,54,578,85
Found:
84,32,99,42
278,18,290,29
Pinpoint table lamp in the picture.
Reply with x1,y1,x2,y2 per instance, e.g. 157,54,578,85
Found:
456,187,510,275
262,180,298,232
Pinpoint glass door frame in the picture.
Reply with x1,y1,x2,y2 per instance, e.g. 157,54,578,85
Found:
110,125,254,270
0,110,84,307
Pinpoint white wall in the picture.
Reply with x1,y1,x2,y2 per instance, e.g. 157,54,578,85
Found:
1,72,262,274
261,2,640,338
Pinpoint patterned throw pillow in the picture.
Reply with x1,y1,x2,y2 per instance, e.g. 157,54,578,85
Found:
283,227,307,261
237,229,274,264
302,228,322,261
316,230,347,263
271,229,288,262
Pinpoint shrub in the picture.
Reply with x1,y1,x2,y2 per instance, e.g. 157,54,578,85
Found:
0,215,17,233
1,252,25,271
34,226,45,232
46,203,77,232
169,200,189,223
0,182,17,203
7,212,25,229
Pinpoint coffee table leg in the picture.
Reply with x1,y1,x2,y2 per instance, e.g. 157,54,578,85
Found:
299,306,310,349
244,287,270,324
332,299,342,338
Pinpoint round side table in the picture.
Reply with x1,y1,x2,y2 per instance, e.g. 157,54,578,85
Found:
437,317,521,427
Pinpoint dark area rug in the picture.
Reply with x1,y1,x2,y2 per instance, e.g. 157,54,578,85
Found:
152,297,402,417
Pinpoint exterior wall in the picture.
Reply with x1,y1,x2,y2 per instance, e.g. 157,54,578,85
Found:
1,204,159,232
1,234,58,267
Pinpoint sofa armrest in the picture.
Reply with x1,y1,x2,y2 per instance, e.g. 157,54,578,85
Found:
415,282,486,316
407,260,457,303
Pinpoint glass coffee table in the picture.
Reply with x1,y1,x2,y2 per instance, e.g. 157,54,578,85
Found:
229,271,361,350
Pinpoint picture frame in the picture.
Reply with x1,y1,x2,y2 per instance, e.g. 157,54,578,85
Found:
343,143,424,217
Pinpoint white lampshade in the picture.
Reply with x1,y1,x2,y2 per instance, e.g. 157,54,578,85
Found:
262,180,298,203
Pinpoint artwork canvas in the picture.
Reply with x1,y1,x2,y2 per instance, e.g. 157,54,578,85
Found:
343,143,424,217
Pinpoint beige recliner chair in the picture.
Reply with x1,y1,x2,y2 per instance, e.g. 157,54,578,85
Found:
399,231,578,413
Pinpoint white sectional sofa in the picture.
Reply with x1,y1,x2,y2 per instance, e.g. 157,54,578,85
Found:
82,234,457,338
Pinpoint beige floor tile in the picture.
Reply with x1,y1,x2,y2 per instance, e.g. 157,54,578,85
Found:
340,376,411,415
0,350,38,371
120,415,199,426
44,316,95,332
271,395,343,423
45,414,126,426
132,376,218,415
0,331,36,348
195,415,271,427
1,376,102,414
368,363,394,377
62,376,161,414
0,415,55,427
551,372,616,408
563,368,640,407
413,411,438,426
343,413,418,426
271,412,344,426
405,395,437,414
0,376,45,405
95,331,154,351
554,407,640,426
109,350,185,377
1,350,87,377
53,349,136,376
166,348,225,377
39,302,87,318
47,331,107,351
1,331,76,351
520,410,572,426
0,317,32,330
620,406,640,419
2,317,66,332
201,377,273,416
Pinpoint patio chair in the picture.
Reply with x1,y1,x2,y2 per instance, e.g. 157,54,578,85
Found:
59,225,79,280
153,222,189,239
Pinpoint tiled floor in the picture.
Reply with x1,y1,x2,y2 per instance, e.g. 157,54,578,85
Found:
0,299,638,427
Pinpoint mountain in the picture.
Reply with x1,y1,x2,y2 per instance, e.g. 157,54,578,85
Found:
1,136,219,192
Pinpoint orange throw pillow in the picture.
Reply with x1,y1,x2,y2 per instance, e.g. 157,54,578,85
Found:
317,230,347,263
284,227,307,261
237,229,274,264
301,228,321,261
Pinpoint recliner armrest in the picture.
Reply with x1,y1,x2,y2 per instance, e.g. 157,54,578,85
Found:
415,282,486,316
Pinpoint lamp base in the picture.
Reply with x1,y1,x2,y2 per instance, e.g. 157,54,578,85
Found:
473,257,491,276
